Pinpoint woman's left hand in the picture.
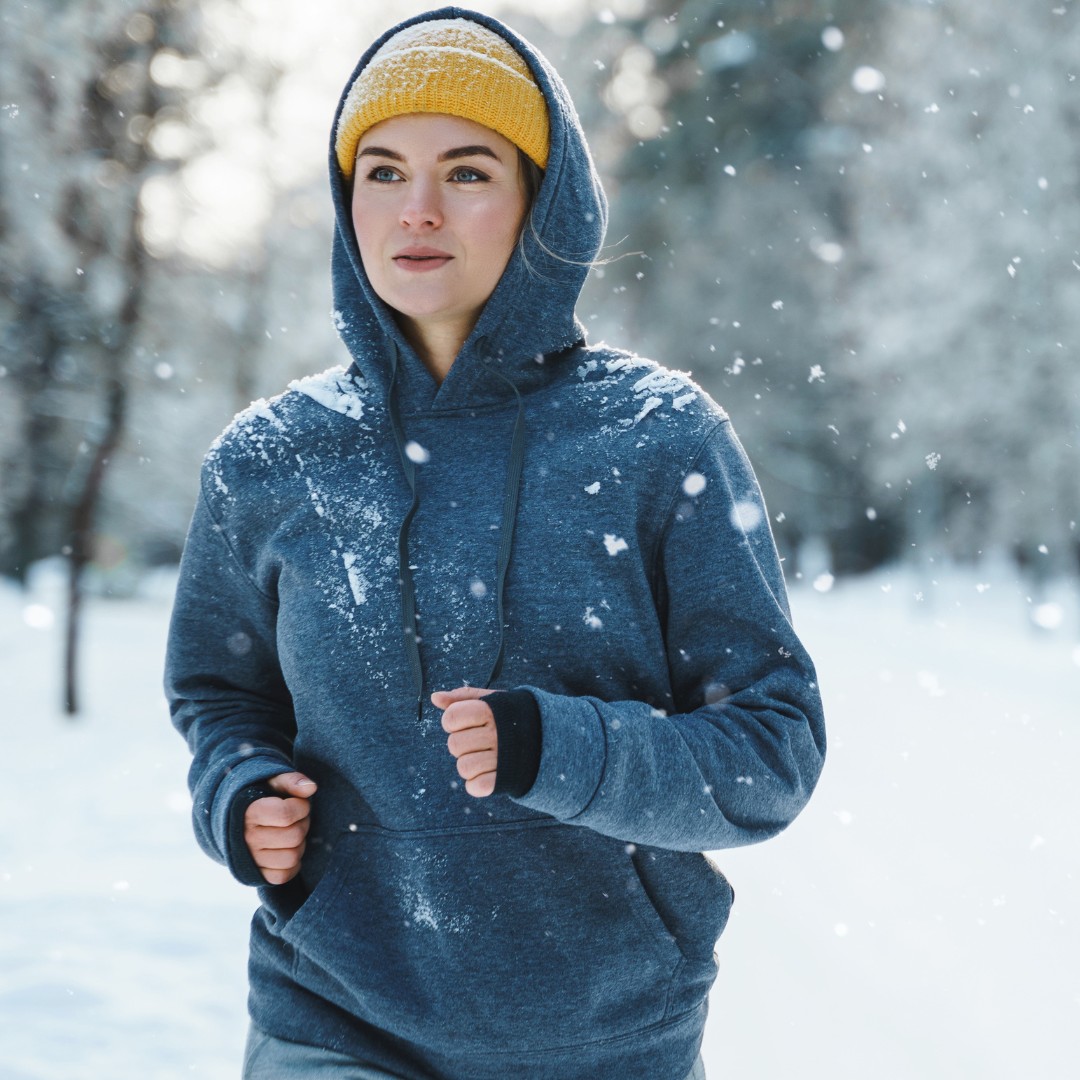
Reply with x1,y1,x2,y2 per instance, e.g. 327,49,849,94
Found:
432,686,501,798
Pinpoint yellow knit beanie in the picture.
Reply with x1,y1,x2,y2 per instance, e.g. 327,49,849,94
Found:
335,17,550,179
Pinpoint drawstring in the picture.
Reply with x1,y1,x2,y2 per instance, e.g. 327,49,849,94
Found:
479,344,526,687
386,338,527,721
387,343,425,724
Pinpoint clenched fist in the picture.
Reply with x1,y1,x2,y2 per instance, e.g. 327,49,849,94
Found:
244,772,317,885
432,686,501,798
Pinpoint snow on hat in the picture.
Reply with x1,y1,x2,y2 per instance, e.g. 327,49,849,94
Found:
335,17,550,179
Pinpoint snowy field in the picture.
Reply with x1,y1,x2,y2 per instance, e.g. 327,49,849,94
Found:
1,561,1076,1079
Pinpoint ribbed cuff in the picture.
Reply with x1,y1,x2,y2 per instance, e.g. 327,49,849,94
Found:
485,689,543,798
226,782,277,886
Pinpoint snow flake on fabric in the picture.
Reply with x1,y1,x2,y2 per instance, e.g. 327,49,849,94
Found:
572,347,714,434
603,534,628,556
206,396,295,487
289,365,368,421
342,552,369,605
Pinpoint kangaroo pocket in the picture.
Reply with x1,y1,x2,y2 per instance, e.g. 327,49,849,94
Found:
280,821,684,1053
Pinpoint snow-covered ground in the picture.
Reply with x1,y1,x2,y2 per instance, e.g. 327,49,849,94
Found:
1,561,1076,1079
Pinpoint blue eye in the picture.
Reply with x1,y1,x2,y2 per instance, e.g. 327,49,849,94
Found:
450,167,488,183
366,166,400,183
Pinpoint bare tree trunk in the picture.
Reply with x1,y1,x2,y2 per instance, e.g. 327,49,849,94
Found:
64,372,127,715
62,5,160,715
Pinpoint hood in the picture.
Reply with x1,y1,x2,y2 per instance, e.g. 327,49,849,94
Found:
327,6,608,412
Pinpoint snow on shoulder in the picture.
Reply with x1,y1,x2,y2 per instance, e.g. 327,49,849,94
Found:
289,365,368,421
573,345,723,431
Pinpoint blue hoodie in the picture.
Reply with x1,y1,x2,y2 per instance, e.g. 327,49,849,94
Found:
165,8,826,1079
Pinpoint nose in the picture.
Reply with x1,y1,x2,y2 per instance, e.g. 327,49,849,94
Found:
400,176,443,230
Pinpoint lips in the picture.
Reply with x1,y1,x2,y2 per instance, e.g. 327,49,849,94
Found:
393,246,453,270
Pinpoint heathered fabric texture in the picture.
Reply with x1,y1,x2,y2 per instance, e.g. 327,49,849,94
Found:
164,7,826,1080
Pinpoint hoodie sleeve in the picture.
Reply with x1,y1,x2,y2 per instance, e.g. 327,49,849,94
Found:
511,419,826,852
164,481,298,885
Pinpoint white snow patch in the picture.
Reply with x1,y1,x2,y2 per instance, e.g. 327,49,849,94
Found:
22,604,54,630
916,670,945,697
251,401,286,431
634,396,664,424
603,534,628,556
342,552,368,605
1031,603,1063,630
401,888,470,934
289,365,367,421
4,563,1078,1078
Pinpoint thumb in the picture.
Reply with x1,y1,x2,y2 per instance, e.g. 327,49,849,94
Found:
265,771,317,798
430,685,497,709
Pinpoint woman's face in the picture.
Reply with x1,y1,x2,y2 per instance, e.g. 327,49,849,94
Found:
351,113,528,350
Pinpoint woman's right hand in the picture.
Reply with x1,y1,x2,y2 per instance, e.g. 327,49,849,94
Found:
244,772,318,884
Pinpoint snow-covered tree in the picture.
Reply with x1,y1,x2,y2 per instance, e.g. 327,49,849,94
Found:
828,0,1080,575
0,0,207,710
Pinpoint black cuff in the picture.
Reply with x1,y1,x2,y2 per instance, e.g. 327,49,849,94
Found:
486,689,543,798
226,782,277,887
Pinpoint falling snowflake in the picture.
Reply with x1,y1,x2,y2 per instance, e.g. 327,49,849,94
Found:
852,66,886,93
821,27,844,51
1031,603,1063,630
405,441,430,464
808,365,826,383
925,452,941,471
683,472,707,496
730,500,763,532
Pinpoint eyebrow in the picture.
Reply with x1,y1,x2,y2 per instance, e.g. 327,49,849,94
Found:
356,144,503,164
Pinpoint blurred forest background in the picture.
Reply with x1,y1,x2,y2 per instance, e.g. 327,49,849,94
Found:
2,0,1078,702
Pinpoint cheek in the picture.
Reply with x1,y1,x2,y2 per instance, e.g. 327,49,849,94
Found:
351,194,381,265
472,202,525,268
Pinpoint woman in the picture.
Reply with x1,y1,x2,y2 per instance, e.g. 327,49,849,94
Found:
165,9,826,1080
